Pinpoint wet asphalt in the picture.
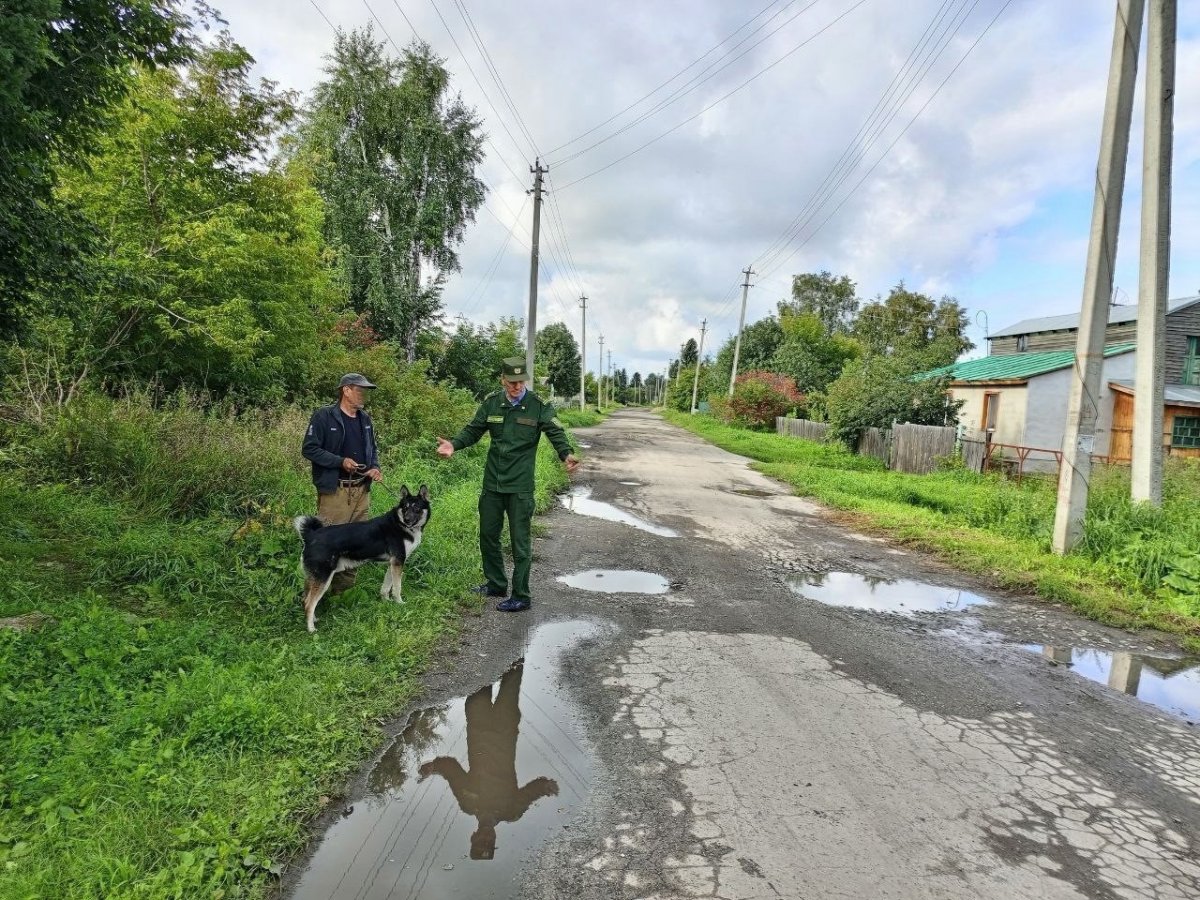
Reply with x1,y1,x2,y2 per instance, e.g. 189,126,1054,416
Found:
283,409,1200,900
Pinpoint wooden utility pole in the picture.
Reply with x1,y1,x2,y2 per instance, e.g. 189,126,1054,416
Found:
597,334,605,410
690,319,708,414
525,159,548,379
1053,0,1144,554
728,267,755,397
1131,0,1176,505
578,294,588,411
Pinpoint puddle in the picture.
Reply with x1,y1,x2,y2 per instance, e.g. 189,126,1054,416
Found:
578,442,592,449
618,481,642,487
557,569,669,594
290,621,602,899
722,487,776,498
559,486,678,537
787,572,989,615
1023,645,1200,721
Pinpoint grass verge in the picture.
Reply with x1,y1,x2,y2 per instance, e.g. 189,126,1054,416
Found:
661,410,1200,648
0,423,568,899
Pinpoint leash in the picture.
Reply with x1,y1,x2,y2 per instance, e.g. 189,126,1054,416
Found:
345,464,402,503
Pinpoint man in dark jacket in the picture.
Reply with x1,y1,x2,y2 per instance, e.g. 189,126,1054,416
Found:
301,373,382,593
436,357,578,611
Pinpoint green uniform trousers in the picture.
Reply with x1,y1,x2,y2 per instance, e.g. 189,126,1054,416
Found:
479,490,535,601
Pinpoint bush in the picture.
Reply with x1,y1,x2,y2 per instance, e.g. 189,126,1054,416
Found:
824,355,961,446
716,370,804,429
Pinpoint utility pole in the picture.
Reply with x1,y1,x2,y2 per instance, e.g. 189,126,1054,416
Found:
728,266,755,397
525,159,548,380
1053,0,1144,554
690,319,708,414
578,294,588,412
1132,0,1176,505
597,334,605,410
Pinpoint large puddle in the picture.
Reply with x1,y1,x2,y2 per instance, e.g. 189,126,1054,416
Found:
289,621,602,900
557,569,669,595
787,572,989,615
1024,645,1200,721
559,486,678,537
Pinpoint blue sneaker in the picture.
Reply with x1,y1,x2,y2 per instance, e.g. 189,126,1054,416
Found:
495,597,531,612
473,583,507,597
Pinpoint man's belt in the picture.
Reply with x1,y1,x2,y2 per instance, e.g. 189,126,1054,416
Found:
337,477,369,488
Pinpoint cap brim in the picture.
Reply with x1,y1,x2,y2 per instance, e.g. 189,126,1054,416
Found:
501,374,526,383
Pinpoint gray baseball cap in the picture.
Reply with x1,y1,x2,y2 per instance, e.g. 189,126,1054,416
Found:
338,372,377,389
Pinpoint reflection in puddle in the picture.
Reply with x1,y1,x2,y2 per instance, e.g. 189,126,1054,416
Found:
787,572,989,615
559,486,678,537
558,569,669,594
618,481,642,487
290,621,601,899
1024,645,1200,721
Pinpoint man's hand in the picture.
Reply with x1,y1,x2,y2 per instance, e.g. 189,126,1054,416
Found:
564,454,580,475
436,437,454,459
341,457,360,473
365,467,382,482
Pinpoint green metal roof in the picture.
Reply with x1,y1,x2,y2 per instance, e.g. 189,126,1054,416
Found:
919,343,1135,383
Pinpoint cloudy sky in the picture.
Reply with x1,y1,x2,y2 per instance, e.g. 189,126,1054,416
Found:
217,0,1199,378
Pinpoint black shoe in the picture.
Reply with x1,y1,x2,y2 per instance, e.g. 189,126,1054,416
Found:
495,597,531,612
473,583,507,597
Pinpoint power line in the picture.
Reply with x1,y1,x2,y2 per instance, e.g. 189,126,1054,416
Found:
554,0,871,191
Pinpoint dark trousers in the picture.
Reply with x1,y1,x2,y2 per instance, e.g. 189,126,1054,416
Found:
479,490,534,600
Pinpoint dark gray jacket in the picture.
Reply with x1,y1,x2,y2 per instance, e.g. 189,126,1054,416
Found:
302,404,380,493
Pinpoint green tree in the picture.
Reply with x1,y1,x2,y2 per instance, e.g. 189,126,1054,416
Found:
29,37,337,401
679,337,698,367
784,271,859,334
0,0,193,340
535,321,581,398
710,316,784,396
770,310,861,395
823,355,961,446
303,28,485,361
852,283,972,369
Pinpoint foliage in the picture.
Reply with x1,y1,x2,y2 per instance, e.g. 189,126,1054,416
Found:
823,355,962,446
535,321,581,398
429,317,522,399
709,317,784,397
770,310,861,395
852,282,972,369
302,28,485,361
665,363,707,412
679,337,699,367
714,370,804,430
0,0,193,340
784,270,859,334
664,411,1200,643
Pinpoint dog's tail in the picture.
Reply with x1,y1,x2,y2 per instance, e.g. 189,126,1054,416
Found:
293,515,323,544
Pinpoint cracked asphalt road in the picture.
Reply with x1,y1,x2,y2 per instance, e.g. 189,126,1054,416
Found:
291,409,1200,900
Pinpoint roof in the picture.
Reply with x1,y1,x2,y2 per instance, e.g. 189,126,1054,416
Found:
919,343,1135,384
989,294,1200,339
1110,380,1200,407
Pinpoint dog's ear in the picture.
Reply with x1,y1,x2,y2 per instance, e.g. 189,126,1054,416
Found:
418,484,429,501
400,484,411,500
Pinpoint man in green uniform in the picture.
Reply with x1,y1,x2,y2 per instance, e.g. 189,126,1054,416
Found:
437,357,579,612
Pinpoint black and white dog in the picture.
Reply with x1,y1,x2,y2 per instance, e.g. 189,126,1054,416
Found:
293,484,431,633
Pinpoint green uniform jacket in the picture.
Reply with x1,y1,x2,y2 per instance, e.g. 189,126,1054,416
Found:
451,391,573,494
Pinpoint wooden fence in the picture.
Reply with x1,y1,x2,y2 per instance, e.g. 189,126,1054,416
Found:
775,417,830,442
959,428,987,473
891,423,958,474
857,427,891,464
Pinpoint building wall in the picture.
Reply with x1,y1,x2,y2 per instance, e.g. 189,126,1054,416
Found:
1024,351,1136,456
1110,391,1200,460
990,322,1137,356
1165,302,1200,383
951,384,1029,447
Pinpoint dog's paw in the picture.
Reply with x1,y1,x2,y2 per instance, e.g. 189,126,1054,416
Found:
391,594,405,605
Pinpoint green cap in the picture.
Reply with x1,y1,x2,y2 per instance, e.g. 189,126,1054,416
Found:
500,357,529,383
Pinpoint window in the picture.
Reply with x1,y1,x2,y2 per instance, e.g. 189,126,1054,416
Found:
1016,334,1029,352
1184,336,1200,386
1172,416,1200,449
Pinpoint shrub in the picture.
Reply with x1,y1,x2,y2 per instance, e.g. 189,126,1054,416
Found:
718,370,804,429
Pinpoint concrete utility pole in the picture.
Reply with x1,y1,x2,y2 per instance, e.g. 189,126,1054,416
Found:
691,319,708,414
525,159,548,379
1131,0,1176,505
578,294,588,412
608,349,614,406
1053,0,1144,554
597,334,605,410
728,266,755,397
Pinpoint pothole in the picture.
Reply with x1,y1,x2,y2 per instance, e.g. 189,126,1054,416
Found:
559,486,678,537
721,486,776,498
290,620,604,899
1023,644,1200,721
557,569,669,595
786,572,989,615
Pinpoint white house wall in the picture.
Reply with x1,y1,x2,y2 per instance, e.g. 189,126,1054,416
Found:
952,385,1029,446
1024,352,1136,456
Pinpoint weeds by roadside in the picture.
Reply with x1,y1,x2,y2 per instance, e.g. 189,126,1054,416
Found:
662,410,1200,647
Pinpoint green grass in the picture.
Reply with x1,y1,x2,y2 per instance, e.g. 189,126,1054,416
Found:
662,411,1200,647
0,404,569,899
556,407,608,429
